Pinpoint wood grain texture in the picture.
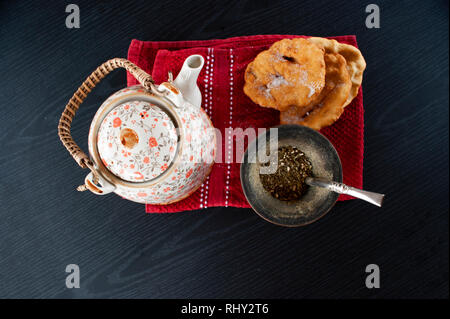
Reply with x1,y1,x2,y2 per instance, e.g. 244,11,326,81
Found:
0,0,448,298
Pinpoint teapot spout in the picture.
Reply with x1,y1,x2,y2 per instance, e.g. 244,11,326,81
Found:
173,55,204,108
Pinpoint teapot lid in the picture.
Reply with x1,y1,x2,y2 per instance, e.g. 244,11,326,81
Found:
96,100,178,182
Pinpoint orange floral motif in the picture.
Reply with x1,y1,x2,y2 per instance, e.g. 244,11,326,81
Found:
149,137,158,147
113,117,122,128
134,172,144,180
94,96,216,203
140,111,149,119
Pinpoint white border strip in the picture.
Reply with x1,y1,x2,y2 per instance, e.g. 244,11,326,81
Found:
225,49,234,207
199,48,214,209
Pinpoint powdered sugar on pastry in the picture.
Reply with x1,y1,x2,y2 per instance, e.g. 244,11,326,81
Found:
280,53,352,130
243,38,326,111
268,74,289,88
260,74,290,98
291,65,321,98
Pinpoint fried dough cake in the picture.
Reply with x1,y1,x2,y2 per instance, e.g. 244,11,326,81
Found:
244,38,326,112
280,53,352,130
308,37,366,107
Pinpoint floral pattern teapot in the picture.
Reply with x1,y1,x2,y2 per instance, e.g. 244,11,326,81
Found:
58,56,216,204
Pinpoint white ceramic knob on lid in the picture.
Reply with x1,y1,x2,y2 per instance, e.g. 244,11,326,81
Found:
96,100,178,182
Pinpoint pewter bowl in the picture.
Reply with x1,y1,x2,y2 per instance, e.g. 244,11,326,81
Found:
240,124,343,227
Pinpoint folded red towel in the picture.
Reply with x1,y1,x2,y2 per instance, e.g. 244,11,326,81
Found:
126,35,364,213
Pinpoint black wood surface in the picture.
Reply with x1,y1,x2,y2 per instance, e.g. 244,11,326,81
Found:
0,0,448,299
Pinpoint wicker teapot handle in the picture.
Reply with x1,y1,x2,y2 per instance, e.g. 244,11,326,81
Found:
58,58,158,191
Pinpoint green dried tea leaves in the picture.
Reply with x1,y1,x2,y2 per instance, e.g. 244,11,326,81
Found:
260,145,313,201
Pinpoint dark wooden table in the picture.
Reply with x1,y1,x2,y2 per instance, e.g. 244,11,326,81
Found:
0,0,448,298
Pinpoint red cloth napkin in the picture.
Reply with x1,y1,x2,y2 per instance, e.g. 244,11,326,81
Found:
127,35,364,213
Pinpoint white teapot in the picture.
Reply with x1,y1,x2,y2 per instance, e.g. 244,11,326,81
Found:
58,55,216,204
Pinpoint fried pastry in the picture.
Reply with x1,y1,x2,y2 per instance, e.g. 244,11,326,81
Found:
308,37,366,107
280,53,352,130
244,38,326,111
